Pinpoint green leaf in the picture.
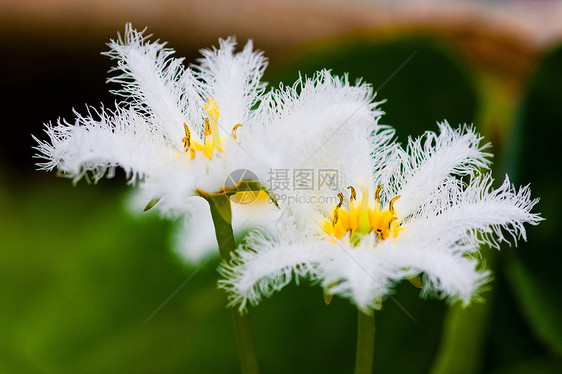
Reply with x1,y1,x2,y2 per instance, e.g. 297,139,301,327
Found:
143,197,161,212
505,255,562,355
488,356,562,374
227,180,279,208
508,44,562,355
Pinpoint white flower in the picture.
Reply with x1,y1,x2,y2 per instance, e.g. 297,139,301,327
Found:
220,122,542,313
168,196,282,264
34,24,385,263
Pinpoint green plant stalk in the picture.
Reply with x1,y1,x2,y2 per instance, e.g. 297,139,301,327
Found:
355,310,375,374
429,221,498,374
429,300,493,374
208,194,259,374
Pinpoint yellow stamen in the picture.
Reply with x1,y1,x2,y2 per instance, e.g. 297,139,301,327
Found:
182,123,191,152
347,186,357,222
347,186,356,201
231,124,242,141
204,98,220,148
332,192,344,225
374,184,382,203
389,195,401,215
336,192,344,207
178,98,230,160
203,118,213,158
204,118,212,136
182,123,196,160
323,185,401,245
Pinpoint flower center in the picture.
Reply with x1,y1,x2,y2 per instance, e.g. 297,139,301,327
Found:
322,185,401,245
181,98,242,160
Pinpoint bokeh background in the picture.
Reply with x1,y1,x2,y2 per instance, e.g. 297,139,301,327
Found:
1,0,561,373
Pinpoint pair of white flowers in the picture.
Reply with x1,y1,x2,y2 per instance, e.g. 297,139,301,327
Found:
35,25,541,314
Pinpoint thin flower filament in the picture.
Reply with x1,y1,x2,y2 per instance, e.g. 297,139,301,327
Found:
182,98,242,160
322,185,401,245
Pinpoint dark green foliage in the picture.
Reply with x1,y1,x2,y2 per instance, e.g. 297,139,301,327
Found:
265,37,477,144
505,45,562,356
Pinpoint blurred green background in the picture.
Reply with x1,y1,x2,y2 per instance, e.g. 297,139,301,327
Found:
1,1,562,373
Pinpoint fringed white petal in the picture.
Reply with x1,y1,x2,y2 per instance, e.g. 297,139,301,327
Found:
392,121,492,217
219,230,327,312
172,197,217,264
253,70,384,194
34,107,173,183
406,174,542,250
370,125,398,183
319,237,402,313
173,197,283,265
193,37,268,134
389,235,490,305
104,23,202,142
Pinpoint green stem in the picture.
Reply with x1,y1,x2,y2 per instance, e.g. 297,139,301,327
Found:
231,310,259,374
429,302,492,374
429,251,497,374
355,310,375,374
207,194,259,374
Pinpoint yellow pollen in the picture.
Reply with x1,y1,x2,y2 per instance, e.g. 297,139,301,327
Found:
182,123,191,151
204,118,212,136
322,185,402,245
203,118,213,157
374,184,382,203
182,123,196,160
332,193,344,225
181,98,226,160
347,185,357,218
347,186,357,201
204,98,220,148
337,192,344,206
231,124,242,141
389,195,401,215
